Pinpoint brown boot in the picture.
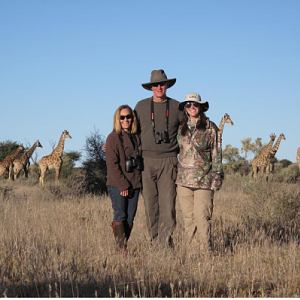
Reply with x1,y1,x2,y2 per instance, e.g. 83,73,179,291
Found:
111,222,127,253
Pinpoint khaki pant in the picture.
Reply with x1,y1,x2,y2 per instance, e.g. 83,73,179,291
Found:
141,156,177,247
177,185,214,251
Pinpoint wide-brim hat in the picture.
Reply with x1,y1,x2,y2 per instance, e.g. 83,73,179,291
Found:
142,69,176,91
178,93,209,112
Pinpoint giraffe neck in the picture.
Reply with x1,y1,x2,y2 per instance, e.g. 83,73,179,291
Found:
52,134,66,157
6,147,22,161
218,118,225,135
260,139,275,156
270,136,283,156
25,143,38,159
297,148,300,163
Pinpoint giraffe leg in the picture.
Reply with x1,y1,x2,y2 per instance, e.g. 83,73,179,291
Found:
260,166,264,178
8,164,13,182
39,165,46,187
24,166,29,178
25,162,30,178
55,166,61,185
39,170,43,186
13,165,20,181
265,165,269,182
252,165,257,182
14,170,20,181
0,167,5,178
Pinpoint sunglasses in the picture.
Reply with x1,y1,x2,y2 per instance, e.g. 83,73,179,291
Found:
185,101,200,108
152,82,166,87
120,114,132,120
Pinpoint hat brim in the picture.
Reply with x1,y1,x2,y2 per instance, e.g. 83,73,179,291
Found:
178,101,209,112
142,78,176,91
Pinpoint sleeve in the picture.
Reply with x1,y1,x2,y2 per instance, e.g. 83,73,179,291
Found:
134,105,141,135
106,135,130,192
210,125,224,191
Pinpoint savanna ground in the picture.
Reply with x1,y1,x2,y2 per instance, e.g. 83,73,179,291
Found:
0,172,300,298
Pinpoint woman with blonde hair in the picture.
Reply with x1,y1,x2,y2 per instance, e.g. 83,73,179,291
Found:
106,105,142,253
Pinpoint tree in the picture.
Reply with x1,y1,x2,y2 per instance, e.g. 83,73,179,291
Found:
240,137,264,160
82,128,107,195
279,159,292,168
60,151,82,178
64,151,81,166
252,137,264,156
223,137,265,176
223,144,242,162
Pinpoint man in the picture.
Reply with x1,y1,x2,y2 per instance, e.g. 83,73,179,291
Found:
135,69,182,248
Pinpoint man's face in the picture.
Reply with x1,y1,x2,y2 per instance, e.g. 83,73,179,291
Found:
151,82,167,101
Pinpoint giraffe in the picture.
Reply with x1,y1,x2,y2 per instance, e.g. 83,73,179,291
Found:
266,133,286,174
218,113,234,135
252,134,276,182
0,145,24,182
38,130,72,186
297,147,300,172
13,140,43,180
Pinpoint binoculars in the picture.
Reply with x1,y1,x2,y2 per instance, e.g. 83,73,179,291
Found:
125,155,143,173
154,131,170,144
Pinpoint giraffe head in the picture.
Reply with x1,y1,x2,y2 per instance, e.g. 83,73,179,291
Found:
270,134,277,141
35,140,43,148
224,113,234,126
62,130,72,139
279,133,286,140
14,144,25,156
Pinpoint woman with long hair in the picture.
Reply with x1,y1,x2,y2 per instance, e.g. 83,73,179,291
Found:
176,93,224,253
106,105,142,253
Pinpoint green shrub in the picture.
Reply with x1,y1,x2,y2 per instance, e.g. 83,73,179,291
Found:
272,163,299,183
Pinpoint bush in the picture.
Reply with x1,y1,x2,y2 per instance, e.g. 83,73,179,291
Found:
81,129,107,195
223,160,251,176
240,181,300,241
272,163,299,183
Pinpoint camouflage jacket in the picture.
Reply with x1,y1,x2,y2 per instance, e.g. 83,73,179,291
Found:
176,118,224,191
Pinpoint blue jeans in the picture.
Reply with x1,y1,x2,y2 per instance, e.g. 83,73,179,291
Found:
107,186,140,224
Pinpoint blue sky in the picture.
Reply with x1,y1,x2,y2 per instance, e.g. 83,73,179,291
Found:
1,0,299,165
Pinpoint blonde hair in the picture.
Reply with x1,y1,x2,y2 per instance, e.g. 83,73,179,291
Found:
113,105,138,134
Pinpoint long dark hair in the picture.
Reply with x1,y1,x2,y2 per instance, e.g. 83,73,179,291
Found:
180,110,207,136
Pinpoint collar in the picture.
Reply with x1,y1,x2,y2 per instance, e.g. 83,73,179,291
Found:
152,96,168,103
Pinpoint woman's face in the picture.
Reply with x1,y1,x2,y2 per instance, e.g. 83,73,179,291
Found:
185,102,200,119
120,108,132,132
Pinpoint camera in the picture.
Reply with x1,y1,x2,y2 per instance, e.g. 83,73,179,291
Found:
155,131,170,144
128,189,135,198
155,132,162,144
161,130,170,143
125,155,143,172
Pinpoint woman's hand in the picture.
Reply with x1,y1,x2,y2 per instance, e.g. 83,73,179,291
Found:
120,189,129,197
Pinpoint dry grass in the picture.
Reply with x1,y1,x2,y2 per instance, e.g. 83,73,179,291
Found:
0,175,299,297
